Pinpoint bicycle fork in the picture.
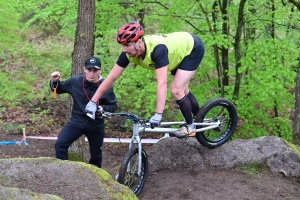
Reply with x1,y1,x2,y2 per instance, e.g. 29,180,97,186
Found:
127,122,143,176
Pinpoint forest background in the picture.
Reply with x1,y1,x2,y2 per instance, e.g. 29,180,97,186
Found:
1,0,300,145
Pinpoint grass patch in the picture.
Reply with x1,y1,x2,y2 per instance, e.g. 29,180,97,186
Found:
241,163,263,176
1,122,26,133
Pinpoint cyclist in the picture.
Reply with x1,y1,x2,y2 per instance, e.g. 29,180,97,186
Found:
85,21,205,138
50,56,117,168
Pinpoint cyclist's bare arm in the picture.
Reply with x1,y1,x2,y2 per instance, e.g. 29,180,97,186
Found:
91,64,125,102
155,65,168,113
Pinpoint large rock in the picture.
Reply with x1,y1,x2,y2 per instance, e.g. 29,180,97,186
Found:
1,136,299,199
147,136,300,177
0,157,137,200
0,186,63,200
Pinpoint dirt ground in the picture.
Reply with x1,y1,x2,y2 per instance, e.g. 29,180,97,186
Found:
1,131,300,200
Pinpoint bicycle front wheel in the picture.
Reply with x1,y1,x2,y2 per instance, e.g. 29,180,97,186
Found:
195,98,238,148
116,146,148,196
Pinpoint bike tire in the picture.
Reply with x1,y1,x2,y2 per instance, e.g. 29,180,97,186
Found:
117,146,148,196
195,98,238,148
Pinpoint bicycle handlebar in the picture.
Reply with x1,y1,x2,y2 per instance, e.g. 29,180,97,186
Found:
96,110,149,123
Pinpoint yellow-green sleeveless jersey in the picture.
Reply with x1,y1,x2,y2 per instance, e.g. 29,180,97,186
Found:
127,32,194,71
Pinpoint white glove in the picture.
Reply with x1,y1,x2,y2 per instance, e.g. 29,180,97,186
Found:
149,113,162,129
85,100,97,119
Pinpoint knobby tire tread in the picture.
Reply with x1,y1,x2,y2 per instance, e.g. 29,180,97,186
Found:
117,146,148,196
194,98,238,148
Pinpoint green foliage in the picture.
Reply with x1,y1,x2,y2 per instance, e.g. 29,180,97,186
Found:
88,0,300,142
234,38,297,140
2,0,300,144
18,0,77,37
0,0,22,51
115,67,157,118
0,0,74,109
0,38,72,107
1,122,26,133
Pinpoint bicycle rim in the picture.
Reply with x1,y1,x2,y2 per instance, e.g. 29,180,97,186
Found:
117,146,148,196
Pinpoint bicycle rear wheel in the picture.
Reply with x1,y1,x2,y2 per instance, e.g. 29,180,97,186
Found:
116,146,148,196
195,98,237,148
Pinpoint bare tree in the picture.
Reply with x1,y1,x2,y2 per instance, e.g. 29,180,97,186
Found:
67,0,96,160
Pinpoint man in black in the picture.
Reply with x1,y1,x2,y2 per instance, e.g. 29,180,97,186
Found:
50,56,117,168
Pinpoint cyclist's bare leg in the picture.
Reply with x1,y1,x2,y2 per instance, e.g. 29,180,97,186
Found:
171,69,194,100
171,69,196,137
171,70,199,116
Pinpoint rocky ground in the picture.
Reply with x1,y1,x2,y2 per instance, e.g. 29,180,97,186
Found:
1,131,300,200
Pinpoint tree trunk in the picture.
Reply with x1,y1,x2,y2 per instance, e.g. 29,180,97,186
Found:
293,54,300,145
199,1,229,97
287,0,300,145
68,0,96,161
233,0,246,100
199,2,223,95
220,0,229,90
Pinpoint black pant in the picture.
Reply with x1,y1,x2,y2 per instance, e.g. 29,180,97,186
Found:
55,121,104,168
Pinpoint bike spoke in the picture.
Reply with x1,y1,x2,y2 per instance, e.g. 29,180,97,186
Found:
124,156,139,188
117,147,148,196
204,106,231,140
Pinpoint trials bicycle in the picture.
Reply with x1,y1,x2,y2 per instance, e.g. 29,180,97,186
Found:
99,98,237,196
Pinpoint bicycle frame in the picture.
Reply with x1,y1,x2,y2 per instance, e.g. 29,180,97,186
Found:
112,98,238,196
128,120,221,176
100,111,221,176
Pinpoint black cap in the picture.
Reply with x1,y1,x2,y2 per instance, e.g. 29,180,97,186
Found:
85,56,101,69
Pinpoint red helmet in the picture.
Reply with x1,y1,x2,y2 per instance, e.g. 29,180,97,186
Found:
117,21,144,44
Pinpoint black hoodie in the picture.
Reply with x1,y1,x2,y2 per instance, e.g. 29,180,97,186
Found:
50,75,117,131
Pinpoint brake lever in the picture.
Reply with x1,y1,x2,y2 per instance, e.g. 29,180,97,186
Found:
101,112,111,118
96,109,110,119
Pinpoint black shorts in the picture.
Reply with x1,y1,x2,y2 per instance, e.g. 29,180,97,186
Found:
171,34,205,75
